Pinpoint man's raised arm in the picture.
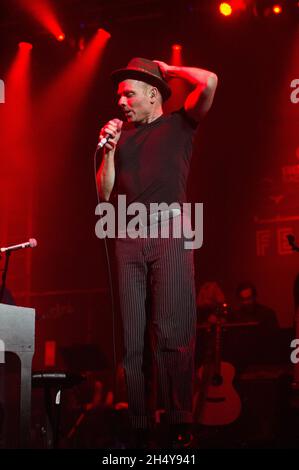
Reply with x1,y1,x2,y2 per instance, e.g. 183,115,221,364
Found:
154,60,218,122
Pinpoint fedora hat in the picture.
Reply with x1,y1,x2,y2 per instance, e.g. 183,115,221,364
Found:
111,57,171,101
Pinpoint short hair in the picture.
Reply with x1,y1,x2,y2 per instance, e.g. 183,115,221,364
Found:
236,281,257,299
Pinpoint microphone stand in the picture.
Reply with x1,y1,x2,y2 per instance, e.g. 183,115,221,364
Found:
0,251,11,303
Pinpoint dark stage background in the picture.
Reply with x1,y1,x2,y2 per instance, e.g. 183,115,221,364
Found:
0,0,298,372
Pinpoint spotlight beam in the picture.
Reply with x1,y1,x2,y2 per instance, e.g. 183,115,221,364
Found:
17,0,65,41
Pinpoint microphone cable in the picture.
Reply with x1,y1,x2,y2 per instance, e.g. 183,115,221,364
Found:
93,147,118,403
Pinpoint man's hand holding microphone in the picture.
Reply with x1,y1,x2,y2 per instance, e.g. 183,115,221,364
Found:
96,119,123,201
98,118,123,152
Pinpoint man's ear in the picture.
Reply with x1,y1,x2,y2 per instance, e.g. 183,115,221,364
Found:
150,87,158,102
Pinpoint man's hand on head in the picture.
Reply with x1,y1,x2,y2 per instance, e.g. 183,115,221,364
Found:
153,60,171,80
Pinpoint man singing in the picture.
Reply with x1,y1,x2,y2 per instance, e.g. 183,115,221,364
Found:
97,57,218,447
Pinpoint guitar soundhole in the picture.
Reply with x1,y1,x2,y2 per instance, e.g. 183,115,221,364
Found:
212,374,223,386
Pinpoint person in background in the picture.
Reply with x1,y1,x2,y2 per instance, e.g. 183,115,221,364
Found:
196,281,226,324
231,281,280,367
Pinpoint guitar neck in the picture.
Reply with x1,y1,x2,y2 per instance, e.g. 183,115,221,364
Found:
214,322,222,375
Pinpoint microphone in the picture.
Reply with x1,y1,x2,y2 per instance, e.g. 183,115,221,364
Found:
97,134,111,150
0,238,38,254
96,120,123,150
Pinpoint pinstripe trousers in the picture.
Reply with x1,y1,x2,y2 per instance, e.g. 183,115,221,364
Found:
115,214,197,429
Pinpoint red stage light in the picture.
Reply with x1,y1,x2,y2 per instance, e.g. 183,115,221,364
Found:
44,340,56,367
167,39,187,112
219,2,233,16
18,42,33,51
172,44,182,52
57,33,65,42
97,28,111,40
18,0,65,42
272,4,282,15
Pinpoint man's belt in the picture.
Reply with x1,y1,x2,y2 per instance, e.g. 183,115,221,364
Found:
124,208,181,228
145,208,181,226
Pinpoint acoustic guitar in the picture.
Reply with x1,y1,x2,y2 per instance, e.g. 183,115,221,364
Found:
194,309,241,426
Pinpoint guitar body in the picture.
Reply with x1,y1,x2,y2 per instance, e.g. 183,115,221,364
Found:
196,361,241,426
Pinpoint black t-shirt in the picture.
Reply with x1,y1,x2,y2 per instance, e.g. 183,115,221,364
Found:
114,108,198,209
